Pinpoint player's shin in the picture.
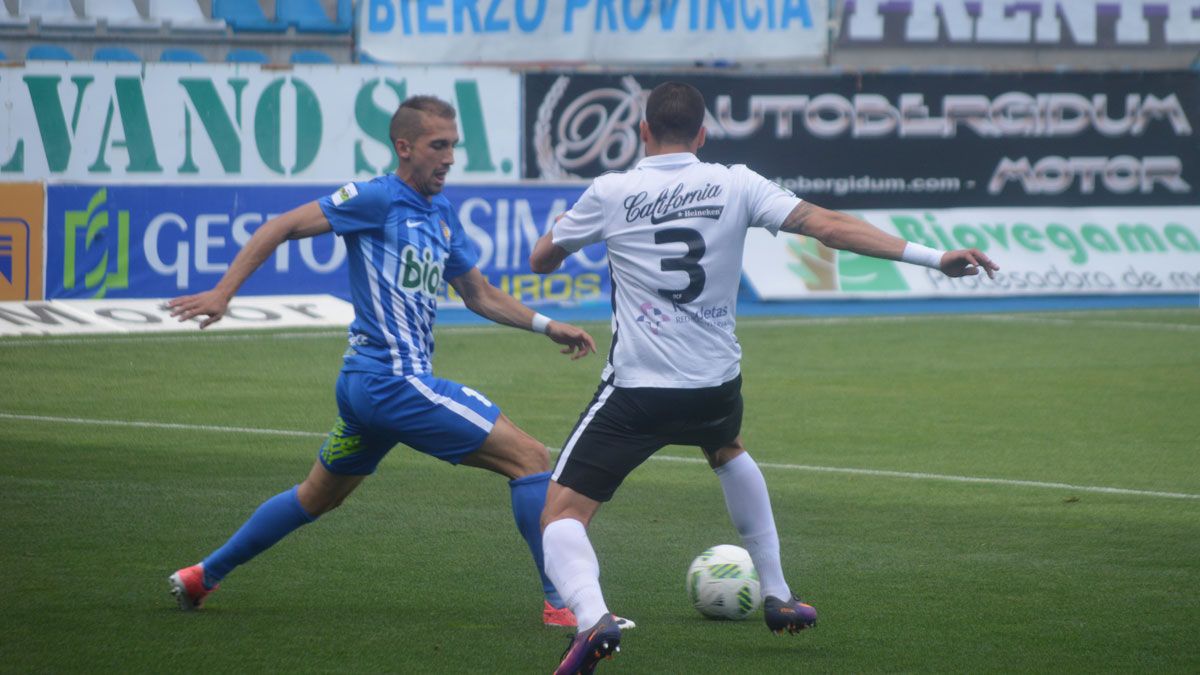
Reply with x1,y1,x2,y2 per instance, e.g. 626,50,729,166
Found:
201,485,318,587
543,518,609,632
508,471,565,606
715,452,792,601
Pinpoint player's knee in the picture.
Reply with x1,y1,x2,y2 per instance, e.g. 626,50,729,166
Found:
540,488,597,529
324,494,350,514
704,439,746,469
300,493,336,516
510,438,551,477
297,482,353,516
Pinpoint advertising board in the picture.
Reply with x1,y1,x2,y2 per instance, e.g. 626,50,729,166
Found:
43,183,604,307
743,206,1200,299
1,63,519,184
524,71,1200,209
839,1,1200,48
0,182,44,301
359,0,828,64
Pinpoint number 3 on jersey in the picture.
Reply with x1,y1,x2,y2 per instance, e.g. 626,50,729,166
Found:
655,228,706,304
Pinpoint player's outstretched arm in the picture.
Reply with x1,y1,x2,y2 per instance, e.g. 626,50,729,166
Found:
530,230,571,274
780,202,999,279
448,268,597,360
167,202,332,328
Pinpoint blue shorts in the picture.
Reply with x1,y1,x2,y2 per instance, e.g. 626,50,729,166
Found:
317,370,502,475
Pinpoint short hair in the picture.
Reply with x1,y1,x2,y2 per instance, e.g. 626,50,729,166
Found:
644,82,706,145
389,95,457,145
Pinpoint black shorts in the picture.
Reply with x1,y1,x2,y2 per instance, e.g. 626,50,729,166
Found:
552,375,743,502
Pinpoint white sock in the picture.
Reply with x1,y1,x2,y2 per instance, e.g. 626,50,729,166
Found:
543,518,609,632
715,451,791,601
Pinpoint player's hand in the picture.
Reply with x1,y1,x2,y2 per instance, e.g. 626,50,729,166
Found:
165,289,231,329
940,249,999,279
546,321,597,360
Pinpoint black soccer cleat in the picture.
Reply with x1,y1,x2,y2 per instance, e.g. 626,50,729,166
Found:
763,594,817,634
554,613,621,674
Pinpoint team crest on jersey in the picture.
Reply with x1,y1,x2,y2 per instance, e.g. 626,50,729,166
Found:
331,182,358,206
440,220,451,243
636,302,669,336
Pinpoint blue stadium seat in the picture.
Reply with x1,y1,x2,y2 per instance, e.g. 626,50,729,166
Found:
227,48,269,64
160,48,206,62
213,0,286,32
278,0,350,33
290,50,333,64
94,46,141,62
26,44,75,60
0,51,6,61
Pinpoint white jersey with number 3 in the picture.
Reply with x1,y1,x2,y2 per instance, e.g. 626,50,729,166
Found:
553,153,801,388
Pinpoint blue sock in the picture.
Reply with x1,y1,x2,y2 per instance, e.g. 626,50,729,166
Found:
509,471,564,607
202,485,317,588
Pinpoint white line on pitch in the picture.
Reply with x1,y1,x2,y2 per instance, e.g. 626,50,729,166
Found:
968,314,1200,333
650,455,1200,500
0,330,347,348
0,412,325,438
3,411,1196,501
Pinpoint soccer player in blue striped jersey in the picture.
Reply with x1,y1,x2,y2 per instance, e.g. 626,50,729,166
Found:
165,96,596,628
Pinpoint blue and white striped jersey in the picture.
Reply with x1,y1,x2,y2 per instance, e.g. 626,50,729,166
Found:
318,174,478,377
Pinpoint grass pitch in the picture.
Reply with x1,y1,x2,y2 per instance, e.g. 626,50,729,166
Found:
1,308,1198,673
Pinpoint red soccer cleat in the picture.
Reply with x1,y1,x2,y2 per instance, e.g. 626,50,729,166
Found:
544,600,578,627
168,563,217,611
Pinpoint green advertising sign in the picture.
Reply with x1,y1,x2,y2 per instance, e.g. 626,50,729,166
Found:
0,63,520,183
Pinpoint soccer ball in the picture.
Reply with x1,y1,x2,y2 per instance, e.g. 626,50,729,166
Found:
686,544,761,620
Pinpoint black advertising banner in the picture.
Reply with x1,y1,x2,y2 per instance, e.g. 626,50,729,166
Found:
523,71,1200,209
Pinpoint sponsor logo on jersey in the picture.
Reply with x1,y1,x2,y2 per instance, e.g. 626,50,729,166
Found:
672,304,733,329
624,182,724,224
651,206,724,225
331,183,358,206
399,245,444,295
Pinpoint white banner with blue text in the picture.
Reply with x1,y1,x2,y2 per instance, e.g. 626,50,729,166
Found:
358,0,828,64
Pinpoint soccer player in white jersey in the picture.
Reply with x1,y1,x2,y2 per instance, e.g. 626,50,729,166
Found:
164,96,596,628
531,82,999,673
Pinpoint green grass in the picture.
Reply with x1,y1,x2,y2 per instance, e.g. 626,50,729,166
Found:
1,308,1198,673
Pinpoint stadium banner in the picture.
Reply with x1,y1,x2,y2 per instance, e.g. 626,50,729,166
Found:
742,206,1200,300
839,0,1200,48
523,70,1200,209
0,295,354,336
0,62,519,184
43,183,604,307
0,182,45,301
358,0,828,65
